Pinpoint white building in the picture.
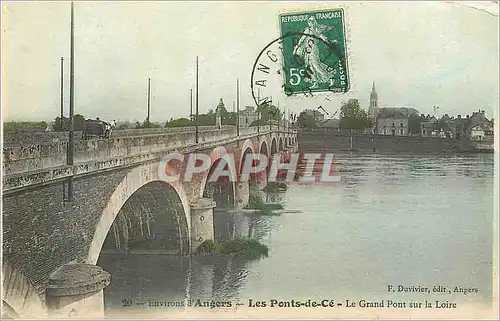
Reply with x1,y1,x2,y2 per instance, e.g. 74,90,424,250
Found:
238,106,257,127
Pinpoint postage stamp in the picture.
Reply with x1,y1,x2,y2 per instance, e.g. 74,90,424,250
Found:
279,9,350,95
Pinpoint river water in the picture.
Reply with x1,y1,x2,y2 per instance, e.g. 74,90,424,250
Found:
98,152,494,318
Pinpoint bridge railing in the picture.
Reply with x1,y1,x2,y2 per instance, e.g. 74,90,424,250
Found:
2,125,234,147
3,125,295,175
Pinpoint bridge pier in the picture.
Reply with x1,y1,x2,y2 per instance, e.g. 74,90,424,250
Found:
46,263,110,319
234,181,250,209
251,170,267,191
190,198,216,252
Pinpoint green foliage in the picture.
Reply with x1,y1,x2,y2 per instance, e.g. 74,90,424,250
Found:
160,97,240,127
164,110,237,127
216,98,228,120
224,112,237,126
248,102,281,127
263,182,288,192
3,121,48,134
297,111,317,129
53,114,85,131
136,119,162,129
258,102,281,123
247,193,284,215
165,117,194,128
220,239,268,259
197,113,215,126
195,239,269,260
195,240,222,254
339,99,372,129
117,121,132,129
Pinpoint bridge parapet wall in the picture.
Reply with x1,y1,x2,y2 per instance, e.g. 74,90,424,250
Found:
2,125,231,146
3,129,297,192
1,130,297,305
3,127,237,174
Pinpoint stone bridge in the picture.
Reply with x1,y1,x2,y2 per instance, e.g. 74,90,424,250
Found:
2,125,298,319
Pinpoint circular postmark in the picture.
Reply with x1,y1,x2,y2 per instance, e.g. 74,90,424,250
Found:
251,31,349,108
250,9,350,123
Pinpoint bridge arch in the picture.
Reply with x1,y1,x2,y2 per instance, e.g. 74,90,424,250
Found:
87,162,191,264
271,137,278,155
200,146,237,209
238,139,255,175
259,138,269,158
247,139,269,190
2,262,46,319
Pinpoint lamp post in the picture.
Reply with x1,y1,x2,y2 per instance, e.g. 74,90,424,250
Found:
60,57,64,131
190,89,193,121
60,56,65,202
67,1,75,201
147,78,151,126
236,78,240,137
195,56,199,144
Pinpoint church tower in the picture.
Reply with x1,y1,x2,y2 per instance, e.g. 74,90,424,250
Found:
369,81,378,118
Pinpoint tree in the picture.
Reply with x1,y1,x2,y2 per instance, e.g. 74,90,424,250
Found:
74,114,85,131
140,119,162,128
339,99,372,129
3,121,48,134
216,98,229,121
297,111,317,129
198,113,215,126
225,112,237,125
261,103,281,122
249,102,281,127
117,121,132,129
53,114,85,131
165,117,194,127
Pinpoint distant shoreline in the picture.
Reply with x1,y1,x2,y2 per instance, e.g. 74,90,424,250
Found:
298,131,494,154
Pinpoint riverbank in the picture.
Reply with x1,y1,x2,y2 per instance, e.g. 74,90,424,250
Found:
298,131,492,154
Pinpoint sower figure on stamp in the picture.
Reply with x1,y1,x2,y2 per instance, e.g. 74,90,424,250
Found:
292,16,336,89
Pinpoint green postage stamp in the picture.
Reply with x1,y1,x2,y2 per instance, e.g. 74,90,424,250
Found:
279,9,350,95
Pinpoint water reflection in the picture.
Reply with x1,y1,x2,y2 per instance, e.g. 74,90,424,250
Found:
99,190,282,316
99,152,494,316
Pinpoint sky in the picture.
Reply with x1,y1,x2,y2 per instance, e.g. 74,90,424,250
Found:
1,1,499,123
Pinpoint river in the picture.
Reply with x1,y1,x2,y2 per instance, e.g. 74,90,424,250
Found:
97,152,494,318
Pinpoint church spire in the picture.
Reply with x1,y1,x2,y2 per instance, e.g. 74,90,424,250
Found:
370,81,378,108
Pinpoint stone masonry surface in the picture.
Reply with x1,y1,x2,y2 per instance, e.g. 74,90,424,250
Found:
3,168,129,295
2,129,297,299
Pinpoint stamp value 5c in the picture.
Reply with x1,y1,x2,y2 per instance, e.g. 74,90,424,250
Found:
279,9,350,95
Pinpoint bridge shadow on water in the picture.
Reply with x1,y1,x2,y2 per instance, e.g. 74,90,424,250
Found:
97,182,287,317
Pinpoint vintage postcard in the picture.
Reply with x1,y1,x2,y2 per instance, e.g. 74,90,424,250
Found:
1,1,498,320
